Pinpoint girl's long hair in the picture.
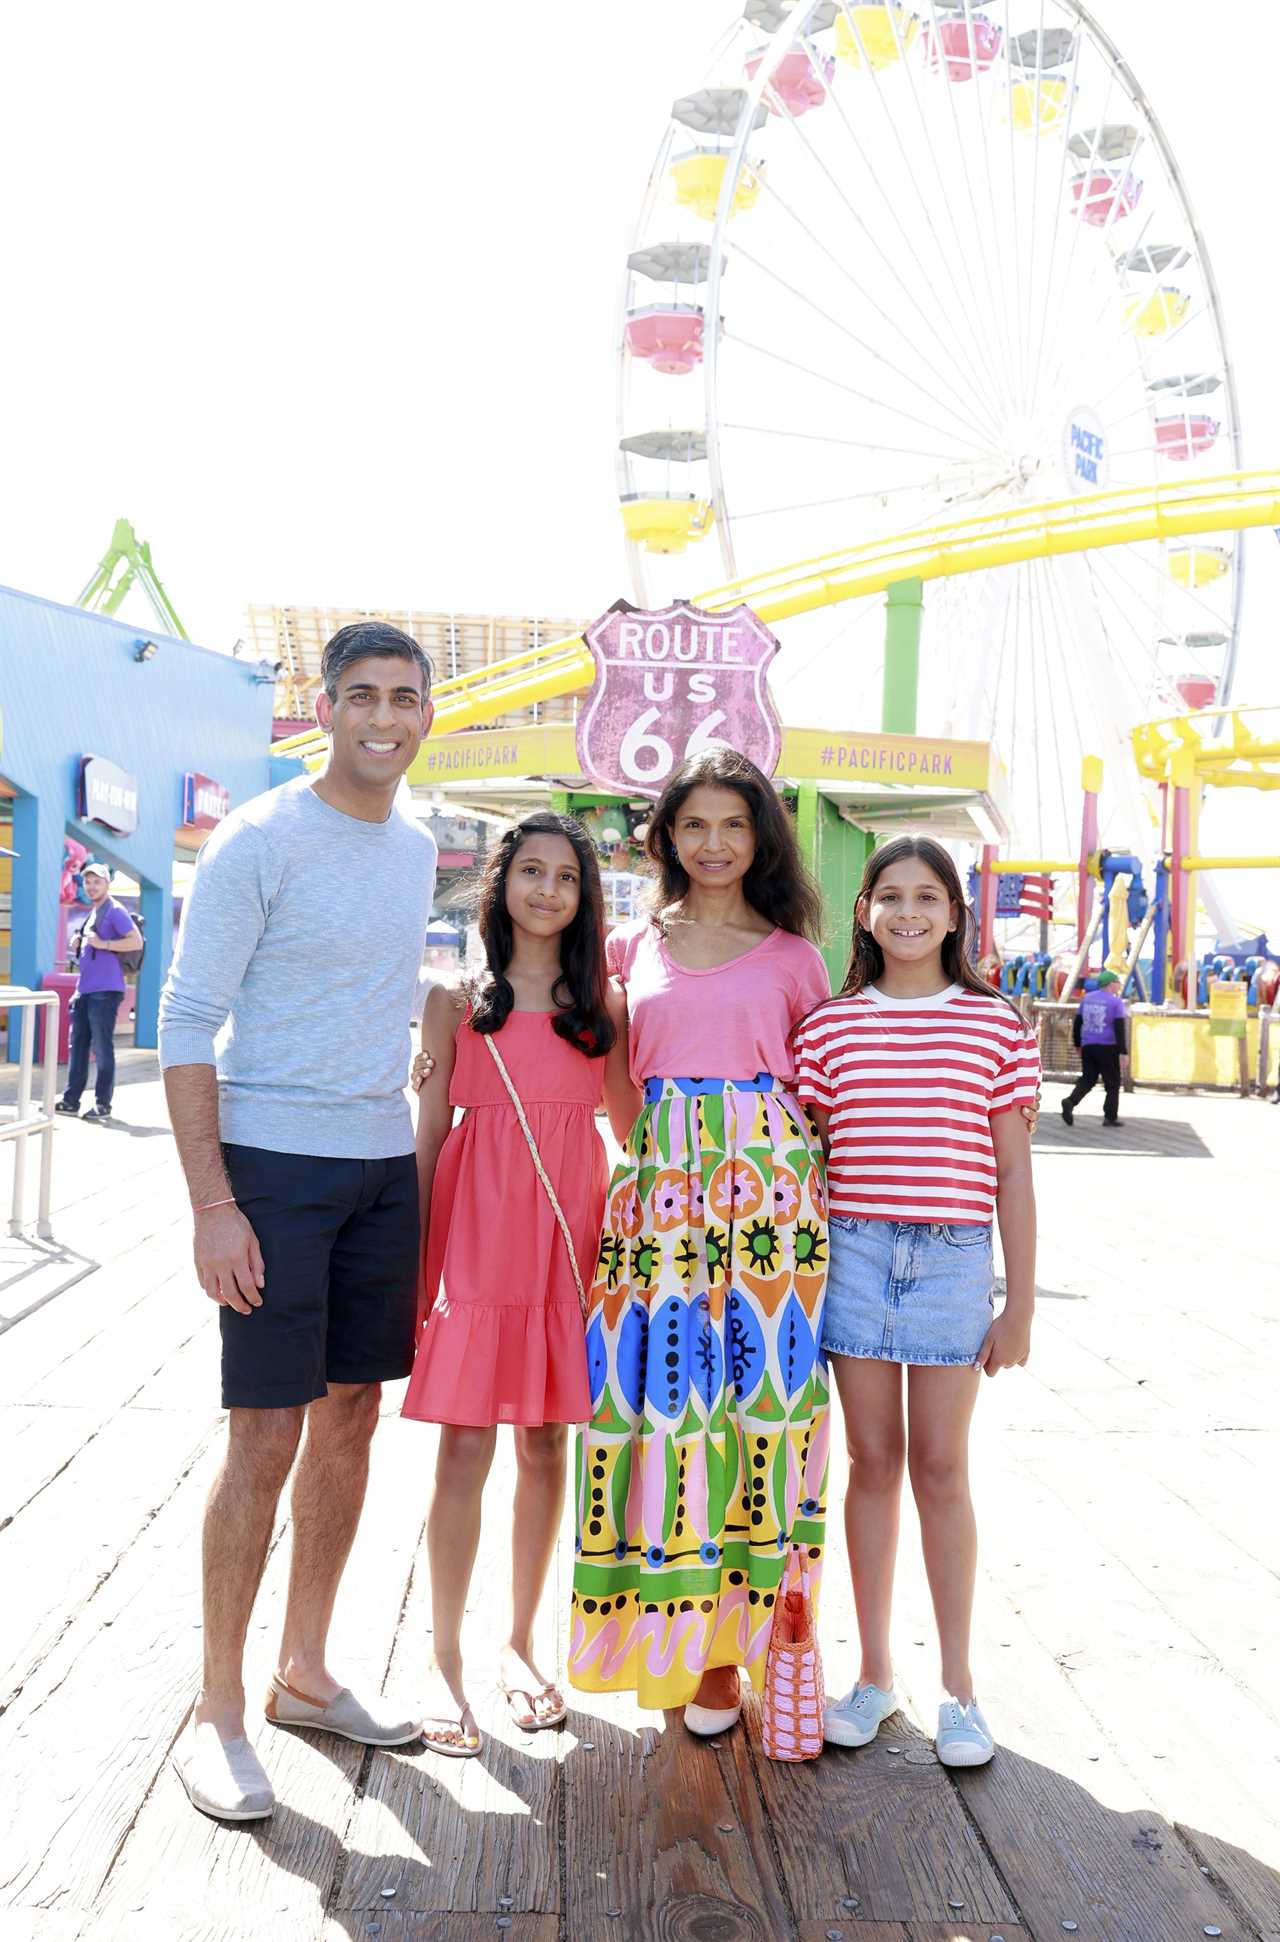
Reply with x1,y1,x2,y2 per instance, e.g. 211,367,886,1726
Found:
645,745,823,941
836,835,1005,1002
467,813,616,1056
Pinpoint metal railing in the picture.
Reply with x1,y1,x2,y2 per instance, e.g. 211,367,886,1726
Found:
1,988,59,1239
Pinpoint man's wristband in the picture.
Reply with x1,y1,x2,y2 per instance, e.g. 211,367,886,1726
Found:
194,1197,237,1214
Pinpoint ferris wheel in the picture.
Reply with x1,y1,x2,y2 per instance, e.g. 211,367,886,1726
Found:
616,0,1244,859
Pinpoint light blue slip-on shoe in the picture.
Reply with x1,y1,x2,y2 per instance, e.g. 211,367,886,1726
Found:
935,1696,995,1767
822,1681,898,1748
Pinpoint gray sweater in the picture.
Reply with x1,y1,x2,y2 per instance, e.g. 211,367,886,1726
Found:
159,777,437,1158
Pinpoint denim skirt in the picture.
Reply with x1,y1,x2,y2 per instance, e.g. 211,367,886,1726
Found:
821,1216,994,1367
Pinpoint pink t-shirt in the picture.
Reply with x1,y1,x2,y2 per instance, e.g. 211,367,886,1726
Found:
606,918,831,1086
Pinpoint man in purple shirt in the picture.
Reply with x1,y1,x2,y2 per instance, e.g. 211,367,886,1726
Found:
55,860,143,1123
1061,968,1128,1128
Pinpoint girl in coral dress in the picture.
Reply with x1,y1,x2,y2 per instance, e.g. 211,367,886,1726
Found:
403,813,636,1756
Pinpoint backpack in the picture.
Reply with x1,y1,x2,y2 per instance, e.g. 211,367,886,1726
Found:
83,900,146,979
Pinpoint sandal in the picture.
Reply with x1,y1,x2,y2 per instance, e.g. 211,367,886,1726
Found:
500,1682,567,1731
420,1709,482,1759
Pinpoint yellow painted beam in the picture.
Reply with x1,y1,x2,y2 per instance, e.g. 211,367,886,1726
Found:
1179,855,1280,870
982,858,1078,874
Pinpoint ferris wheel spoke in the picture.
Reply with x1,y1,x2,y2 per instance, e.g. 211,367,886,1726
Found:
721,329,982,451
1010,0,1048,411
1038,198,1161,420
1025,73,1119,416
726,234,992,446
952,0,1027,411
1023,17,1088,414
759,76,1006,428
1033,556,1088,837
823,2,1019,423
809,5,1013,424
1083,550,1177,697
734,166,994,436
719,420,973,462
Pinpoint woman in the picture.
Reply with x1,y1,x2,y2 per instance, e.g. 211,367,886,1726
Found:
568,746,832,1732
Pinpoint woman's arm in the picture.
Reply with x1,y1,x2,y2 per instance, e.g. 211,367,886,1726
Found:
415,984,464,1249
978,1109,1036,1376
603,978,640,1146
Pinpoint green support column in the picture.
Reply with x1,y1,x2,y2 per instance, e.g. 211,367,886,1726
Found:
882,576,924,735
796,783,871,989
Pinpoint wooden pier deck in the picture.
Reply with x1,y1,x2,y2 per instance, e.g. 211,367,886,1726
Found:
1,1059,1277,1942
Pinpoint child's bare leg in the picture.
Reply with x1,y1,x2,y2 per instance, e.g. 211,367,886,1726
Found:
501,1422,568,1725
832,1355,906,1689
424,1424,496,1746
906,1365,981,1702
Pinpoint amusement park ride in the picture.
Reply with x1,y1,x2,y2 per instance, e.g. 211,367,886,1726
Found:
267,0,1278,1076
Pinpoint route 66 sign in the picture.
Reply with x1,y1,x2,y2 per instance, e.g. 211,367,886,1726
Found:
576,599,782,798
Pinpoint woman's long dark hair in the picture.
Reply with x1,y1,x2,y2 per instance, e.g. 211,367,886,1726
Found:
645,746,823,942
836,835,1009,1003
467,813,616,1056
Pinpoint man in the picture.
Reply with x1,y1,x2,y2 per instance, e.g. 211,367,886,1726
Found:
1061,968,1128,1128
56,859,143,1123
159,621,437,1821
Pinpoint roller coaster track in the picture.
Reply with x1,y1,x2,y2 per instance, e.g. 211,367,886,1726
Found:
274,469,1280,760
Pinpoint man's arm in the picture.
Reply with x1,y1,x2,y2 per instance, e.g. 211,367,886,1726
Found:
84,925,144,954
159,823,271,1315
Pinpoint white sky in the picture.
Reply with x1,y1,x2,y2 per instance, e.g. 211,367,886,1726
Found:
2,0,1277,933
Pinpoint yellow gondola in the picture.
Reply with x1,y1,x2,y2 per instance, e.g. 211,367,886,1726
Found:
1166,545,1231,588
834,4,919,71
1124,286,1191,338
1008,76,1071,132
670,149,763,222
619,493,716,555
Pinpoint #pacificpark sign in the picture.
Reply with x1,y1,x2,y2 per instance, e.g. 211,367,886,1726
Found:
576,600,782,798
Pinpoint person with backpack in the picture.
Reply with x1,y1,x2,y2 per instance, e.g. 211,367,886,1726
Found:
56,858,144,1123
1061,969,1128,1128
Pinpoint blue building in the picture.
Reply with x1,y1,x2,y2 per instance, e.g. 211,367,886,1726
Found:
0,585,300,1055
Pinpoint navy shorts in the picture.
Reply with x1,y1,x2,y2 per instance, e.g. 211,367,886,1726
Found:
219,1144,420,1409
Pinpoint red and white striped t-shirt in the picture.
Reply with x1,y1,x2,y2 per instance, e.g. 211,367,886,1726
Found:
794,983,1040,1225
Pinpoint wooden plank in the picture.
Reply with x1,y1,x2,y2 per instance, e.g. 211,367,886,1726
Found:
562,1691,794,1942
0,1404,101,1526
796,1928,1025,1941
0,1438,226,1912
1174,1827,1280,1942
337,1419,564,1922
96,1407,423,1932
0,1405,219,1707
321,1916,559,1942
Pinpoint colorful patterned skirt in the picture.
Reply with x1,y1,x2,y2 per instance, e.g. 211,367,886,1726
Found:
568,1075,830,1709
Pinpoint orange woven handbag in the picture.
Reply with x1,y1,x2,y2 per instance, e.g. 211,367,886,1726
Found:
761,1544,824,1762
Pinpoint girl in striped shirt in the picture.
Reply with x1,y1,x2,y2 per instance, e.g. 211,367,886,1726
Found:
793,836,1039,1770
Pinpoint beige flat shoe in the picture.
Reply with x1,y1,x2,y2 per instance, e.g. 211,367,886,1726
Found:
172,1722,275,1821
265,1673,421,1747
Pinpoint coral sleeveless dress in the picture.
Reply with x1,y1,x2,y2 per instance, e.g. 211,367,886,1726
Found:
401,1010,606,1428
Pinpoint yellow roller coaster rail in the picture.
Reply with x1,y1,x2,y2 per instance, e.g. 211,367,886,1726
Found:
274,469,1280,763
1131,704,1280,792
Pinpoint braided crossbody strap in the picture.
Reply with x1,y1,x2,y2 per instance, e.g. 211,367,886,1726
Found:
482,1031,589,1322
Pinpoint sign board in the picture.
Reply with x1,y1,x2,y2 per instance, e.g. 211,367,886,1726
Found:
576,600,781,799
1208,979,1247,1038
78,755,139,835
181,772,230,830
1061,405,1109,493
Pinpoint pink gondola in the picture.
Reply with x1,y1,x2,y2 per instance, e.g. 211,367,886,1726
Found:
1175,674,1217,710
624,304,706,376
745,45,835,116
1154,414,1220,461
1070,168,1142,226
922,11,1002,81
